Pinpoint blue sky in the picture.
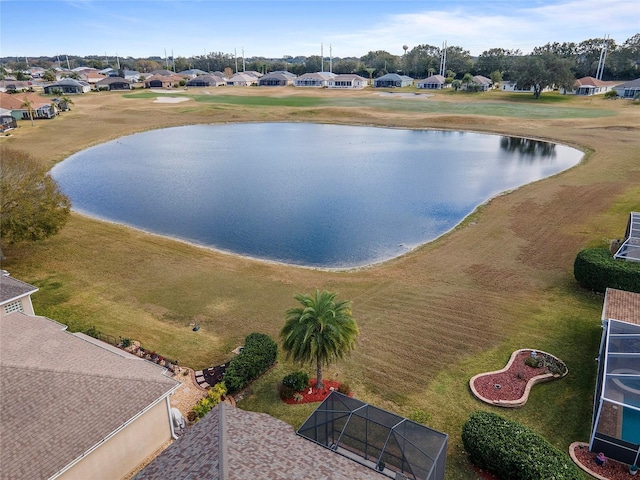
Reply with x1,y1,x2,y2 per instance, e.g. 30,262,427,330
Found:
1,0,638,59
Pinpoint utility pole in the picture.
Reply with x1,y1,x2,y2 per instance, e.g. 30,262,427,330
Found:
321,43,324,72
234,48,238,74
242,47,246,72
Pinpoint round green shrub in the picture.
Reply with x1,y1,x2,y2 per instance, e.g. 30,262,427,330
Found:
574,247,640,293
282,371,309,391
462,411,583,480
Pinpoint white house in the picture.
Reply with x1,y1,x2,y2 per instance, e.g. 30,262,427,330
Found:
327,74,368,89
614,78,640,99
560,76,620,96
294,71,336,87
0,272,38,319
416,74,448,89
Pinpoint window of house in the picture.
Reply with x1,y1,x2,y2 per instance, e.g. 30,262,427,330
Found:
4,300,24,314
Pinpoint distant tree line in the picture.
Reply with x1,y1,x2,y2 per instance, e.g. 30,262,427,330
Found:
2,34,638,82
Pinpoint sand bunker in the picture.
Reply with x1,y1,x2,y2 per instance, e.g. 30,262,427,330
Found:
153,97,190,103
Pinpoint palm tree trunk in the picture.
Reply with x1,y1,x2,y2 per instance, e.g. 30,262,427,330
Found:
316,357,324,390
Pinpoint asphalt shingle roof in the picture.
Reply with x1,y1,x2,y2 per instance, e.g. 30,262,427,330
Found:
0,275,38,305
135,402,384,480
0,312,180,480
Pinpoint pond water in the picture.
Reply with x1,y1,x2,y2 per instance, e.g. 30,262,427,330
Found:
51,123,583,268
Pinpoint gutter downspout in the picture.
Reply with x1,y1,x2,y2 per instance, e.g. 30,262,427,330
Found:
167,396,178,440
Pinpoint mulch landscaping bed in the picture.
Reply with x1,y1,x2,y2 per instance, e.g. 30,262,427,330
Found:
283,379,349,404
573,443,638,480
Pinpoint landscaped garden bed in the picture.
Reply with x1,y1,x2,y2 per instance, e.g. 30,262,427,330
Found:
570,442,639,480
469,349,568,407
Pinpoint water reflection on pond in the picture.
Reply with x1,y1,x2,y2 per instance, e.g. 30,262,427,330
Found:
51,123,583,268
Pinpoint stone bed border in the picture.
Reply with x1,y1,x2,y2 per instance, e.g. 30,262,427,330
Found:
469,348,568,408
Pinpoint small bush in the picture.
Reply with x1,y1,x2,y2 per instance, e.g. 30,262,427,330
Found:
279,384,296,400
282,371,309,391
524,356,540,368
191,382,227,421
574,247,640,293
604,90,618,99
337,382,351,395
462,411,583,480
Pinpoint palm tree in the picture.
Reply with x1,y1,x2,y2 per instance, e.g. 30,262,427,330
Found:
280,290,358,390
20,99,34,126
60,95,74,111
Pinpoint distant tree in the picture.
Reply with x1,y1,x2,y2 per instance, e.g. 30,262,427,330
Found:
490,70,503,85
64,71,80,80
16,71,29,81
451,79,461,91
444,46,473,79
0,150,71,258
134,59,162,73
332,59,363,74
511,53,575,98
42,69,56,82
303,55,323,73
85,59,104,69
608,34,640,79
360,50,399,76
405,44,440,78
474,48,521,78
280,290,358,390
461,72,474,89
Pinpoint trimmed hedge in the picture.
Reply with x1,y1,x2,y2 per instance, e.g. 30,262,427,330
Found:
462,411,583,480
574,247,640,293
223,332,278,393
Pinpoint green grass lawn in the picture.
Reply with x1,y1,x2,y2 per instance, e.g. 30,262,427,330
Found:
123,89,617,119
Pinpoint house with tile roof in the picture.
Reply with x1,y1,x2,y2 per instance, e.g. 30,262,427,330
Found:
561,76,620,96
0,92,56,120
0,275,181,480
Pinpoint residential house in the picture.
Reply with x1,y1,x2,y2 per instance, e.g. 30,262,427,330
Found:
134,402,385,480
0,80,32,93
561,76,619,96
96,76,133,91
294,71,336,87
373,73,413,88
465,75,492,91
501,81,552,94
0,274,181,480
614,78,640,99
226,72,259,86
76,68,107,85
0,92,56,120
258,71,297,86
120,69,142,83
186,74,226,87
178,68,208,79
0,272,38,319
136,392,448,480
327,74,368,89
416,75,448,90
149,69,178,77
589,288,640,465
0,112,17,132
144,73,185,89
43,78,91,94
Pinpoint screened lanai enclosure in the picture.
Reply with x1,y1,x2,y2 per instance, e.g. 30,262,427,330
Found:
590,288,640,466
297,392,448,480
614,212,640,262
